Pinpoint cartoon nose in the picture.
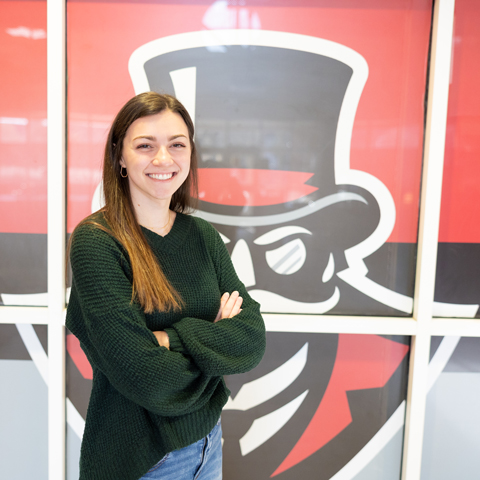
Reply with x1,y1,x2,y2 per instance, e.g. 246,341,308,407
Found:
231,239,256,288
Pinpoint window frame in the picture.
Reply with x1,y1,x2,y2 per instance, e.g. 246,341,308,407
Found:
3,1,479,479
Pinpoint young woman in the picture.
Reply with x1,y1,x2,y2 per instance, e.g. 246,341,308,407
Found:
66,92,266,480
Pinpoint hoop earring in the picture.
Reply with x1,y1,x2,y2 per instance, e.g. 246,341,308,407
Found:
120,166,128,178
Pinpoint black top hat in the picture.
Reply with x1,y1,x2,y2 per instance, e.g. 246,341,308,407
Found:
139,42,376,227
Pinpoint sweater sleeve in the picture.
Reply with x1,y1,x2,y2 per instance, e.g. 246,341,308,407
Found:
66,223,215,417
164,222,266,376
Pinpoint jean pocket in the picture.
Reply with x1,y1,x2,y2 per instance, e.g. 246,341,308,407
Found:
146,452,170,474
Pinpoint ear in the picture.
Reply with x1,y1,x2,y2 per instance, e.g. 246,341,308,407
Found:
119,157,126,168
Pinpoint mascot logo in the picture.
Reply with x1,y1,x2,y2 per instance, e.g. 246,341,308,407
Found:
1,26,476,480
128,29,413,317
126,30,411,479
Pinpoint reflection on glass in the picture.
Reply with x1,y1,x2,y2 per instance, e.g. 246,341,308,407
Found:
223,332,410,479
0,1,47,306
0,323,48,478
435,0,480,319
422,336,480,479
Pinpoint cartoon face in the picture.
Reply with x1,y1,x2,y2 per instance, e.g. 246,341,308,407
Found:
125,32,412,480
129,30,399,315
211,185,379,314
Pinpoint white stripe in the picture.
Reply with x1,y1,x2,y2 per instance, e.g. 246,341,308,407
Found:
254,226,312,246
336,269,413,314
17,324,86,439
3,293,48,306
329,402,406,480
16,323,48,384
224,343,308,411
67,398,85,439
170,67,197,128
0,116,29,125
427,336,461,392
250,286,340,314
432,301,478,318
239,390,308,456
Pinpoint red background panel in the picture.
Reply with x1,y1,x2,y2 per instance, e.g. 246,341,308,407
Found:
0,1,47,234
66,0,431,242
438,0,480,243
0,0,433,245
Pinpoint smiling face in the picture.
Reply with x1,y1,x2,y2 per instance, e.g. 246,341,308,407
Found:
120,110,191,211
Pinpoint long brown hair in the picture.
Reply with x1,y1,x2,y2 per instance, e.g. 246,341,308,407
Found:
71,92,198,313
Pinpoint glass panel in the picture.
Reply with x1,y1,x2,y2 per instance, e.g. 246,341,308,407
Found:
0,1,48,307
67,0,431,317
65,330,410,480
0,323,48,479
421,336,480,479
223,332,410,479
67,2,422,477
435,0,480,318
66,328,90,480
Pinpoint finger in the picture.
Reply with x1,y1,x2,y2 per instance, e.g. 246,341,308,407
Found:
221,292,230,306
224,293,243,319
215,292,230,322
229,296,243,318
221,291,240,319
153,331,170,349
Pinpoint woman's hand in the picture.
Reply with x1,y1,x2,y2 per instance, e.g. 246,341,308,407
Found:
153,330,170,350
154,292,242,345
214,291,243,323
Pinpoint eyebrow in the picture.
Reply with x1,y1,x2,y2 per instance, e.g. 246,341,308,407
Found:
254,226,312,245
132,134,188,142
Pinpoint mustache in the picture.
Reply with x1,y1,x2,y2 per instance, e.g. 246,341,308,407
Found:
195,192,367,227
249,287,340,314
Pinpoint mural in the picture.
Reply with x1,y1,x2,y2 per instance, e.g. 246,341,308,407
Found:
64,3,427,478
127,30,402,316
0,0,47,307
2,1,480,480
422,336,480,480
119,33,413,477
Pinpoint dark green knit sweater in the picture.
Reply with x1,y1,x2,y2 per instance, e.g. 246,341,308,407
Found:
66,212,266,480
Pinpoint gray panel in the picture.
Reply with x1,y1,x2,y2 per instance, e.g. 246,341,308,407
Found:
0,359,48,480
352,428,403,480
0,232,47,294
442,337,480,372
0,324,30,360
421,372,480,480
67,424,81,480
435,243,480,316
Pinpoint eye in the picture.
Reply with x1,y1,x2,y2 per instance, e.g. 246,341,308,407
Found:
254,226,312,245
265,238,306,275
172,142,186,148
136,143,152,149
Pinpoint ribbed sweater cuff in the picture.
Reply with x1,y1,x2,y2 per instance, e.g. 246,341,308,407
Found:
164,327,186,354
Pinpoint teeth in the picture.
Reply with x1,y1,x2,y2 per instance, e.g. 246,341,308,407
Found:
148,173,173,180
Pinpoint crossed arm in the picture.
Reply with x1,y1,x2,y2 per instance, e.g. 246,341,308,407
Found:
67,221,264,414
154,290,243,349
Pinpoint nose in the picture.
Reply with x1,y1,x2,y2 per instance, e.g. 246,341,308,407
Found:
152,146,173,166
231,239,256,288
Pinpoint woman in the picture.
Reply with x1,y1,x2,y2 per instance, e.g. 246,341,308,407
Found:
66,92,266,480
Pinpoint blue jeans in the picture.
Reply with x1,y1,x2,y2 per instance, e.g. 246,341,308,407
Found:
139,419,222,480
